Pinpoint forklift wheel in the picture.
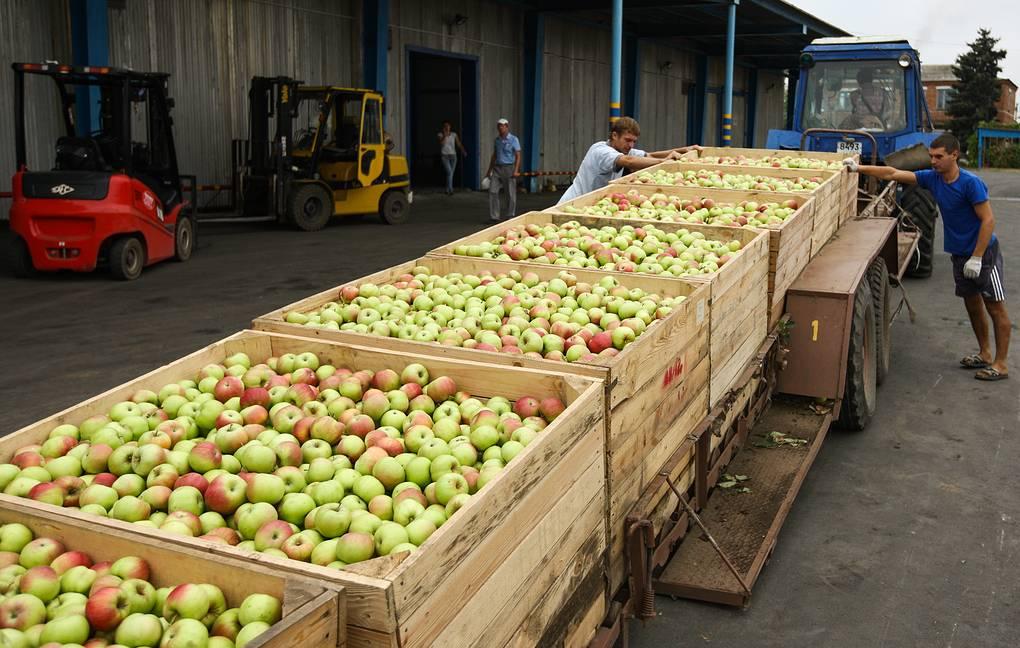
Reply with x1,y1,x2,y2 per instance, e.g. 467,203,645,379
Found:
174,216,195,261
288,184,332,232
836,278,878,431
10,237,36,278
109,237,145,281
379,190,410,225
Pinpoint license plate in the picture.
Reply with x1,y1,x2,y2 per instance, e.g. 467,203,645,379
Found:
837,141,863,155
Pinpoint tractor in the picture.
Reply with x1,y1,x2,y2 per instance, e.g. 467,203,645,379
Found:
768,36,942,277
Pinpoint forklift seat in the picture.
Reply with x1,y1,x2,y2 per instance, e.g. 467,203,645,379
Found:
54,137,109,172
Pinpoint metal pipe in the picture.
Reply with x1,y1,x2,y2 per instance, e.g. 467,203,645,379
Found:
610,0,622,124
722,0,738,146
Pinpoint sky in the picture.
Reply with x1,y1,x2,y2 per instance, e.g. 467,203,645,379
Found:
785,0,1019,85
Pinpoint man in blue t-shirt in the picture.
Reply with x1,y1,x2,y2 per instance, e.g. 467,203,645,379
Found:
557,117,702,204
484,118,522,222
847,133,1011,380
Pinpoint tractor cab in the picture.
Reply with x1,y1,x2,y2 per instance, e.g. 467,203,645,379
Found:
767,37,939,163
9,63,194,280
239,77,410,231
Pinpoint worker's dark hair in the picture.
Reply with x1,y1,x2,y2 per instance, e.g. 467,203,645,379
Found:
931,133,960,154
611,117,641,137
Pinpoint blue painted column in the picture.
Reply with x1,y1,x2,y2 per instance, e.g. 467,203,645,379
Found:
624,36,640,120
69,0,108,133
722,0,738,146
688,54,708,144
362,0,389,93
523,12,544,193
610,0,623,123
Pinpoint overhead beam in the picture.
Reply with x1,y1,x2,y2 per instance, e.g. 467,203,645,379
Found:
745,0,849,37
635,22,805,38
538,0,728,11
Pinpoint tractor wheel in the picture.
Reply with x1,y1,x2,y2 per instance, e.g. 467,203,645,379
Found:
867,257,892,385
109,237,145,281
288,184,332,232
174,215,195,261
836,278,878,431
900,185,938,278
10,237,35,278
379,190,410,225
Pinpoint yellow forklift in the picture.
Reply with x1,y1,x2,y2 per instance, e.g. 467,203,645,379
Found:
236,77,410,230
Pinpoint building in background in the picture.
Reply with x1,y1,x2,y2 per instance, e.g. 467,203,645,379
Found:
921,64,1018,128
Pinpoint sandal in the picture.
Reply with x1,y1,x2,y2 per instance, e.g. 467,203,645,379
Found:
960,354,990,369
975,367,1009,381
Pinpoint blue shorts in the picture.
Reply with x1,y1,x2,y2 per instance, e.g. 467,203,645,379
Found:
952,239,1006,302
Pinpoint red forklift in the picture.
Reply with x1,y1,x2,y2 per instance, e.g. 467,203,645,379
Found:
8,63,195,280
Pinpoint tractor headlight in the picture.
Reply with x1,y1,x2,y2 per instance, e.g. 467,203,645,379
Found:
897,53,911,68
799,53,815,69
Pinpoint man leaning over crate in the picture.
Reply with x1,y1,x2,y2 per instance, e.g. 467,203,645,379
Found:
557,117,702,205
847,133,1011,380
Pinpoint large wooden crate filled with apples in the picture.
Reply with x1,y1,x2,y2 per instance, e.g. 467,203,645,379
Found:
429,211,769,411
0,496,344,648
611,160,845,256
250,255,710,593
549,183,813,326
0,330,607,648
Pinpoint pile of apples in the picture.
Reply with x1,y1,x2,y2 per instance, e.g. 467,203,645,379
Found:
559,190,800,228
452,221,742,277
680,154,842,170
628,168,823,192
284,267,682,363
0,353,564,570
0,523,281,647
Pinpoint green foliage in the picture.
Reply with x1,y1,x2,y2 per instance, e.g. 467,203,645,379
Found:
947,29,1007,146
965,120,1020,168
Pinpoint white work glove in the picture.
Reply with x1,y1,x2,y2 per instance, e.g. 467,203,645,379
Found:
963,256,982,279
842,157,859,172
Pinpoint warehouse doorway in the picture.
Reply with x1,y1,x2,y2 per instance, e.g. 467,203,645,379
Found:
407,48,479,190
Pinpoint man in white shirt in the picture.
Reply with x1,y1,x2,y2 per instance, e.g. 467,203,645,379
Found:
557,117,702,204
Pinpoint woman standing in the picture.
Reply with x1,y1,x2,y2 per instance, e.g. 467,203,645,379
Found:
437,121,468,195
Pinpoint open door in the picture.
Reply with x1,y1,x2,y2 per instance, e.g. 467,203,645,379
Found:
358,93,386,187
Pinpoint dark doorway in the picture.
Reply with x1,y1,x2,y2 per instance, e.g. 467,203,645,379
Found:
407,49,479,190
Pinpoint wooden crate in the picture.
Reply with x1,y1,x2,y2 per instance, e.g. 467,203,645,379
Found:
609,160,845,257
250,256,710,595
0,330,606,648
0,497,344,648
547,183,815,327
431,211,767,411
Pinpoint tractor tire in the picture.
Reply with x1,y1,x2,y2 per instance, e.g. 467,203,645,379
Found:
836,278,878,431
900,185,938,278
288,184,332,232
379,190,410,225
109,237,145,281
868,256,892,386
174,215,195,261
10,237,35,278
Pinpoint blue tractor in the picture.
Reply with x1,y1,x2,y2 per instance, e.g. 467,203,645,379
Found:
768,37,942,277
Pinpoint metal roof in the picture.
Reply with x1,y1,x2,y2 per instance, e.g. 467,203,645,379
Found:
812,36,909,46
517,0,850,69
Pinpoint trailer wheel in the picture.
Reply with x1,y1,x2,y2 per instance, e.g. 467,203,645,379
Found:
10,237,36,278
900,185,937,278
379,190,410,225
868,257,892,385
109,237,145,281
837,278,877,431
288,184,332,232
174,215,195,261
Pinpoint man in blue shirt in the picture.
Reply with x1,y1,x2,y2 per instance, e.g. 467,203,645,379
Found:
848,133,1010,380
557,117,702,204
484,118,522,222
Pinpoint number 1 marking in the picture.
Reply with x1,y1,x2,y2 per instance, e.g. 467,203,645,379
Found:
811,319,819,342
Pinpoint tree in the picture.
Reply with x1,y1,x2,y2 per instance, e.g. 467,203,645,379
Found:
947,28,1007,149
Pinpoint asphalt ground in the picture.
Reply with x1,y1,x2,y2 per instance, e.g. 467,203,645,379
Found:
2,173,1019,647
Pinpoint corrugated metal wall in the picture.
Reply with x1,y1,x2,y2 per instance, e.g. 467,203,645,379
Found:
0,0,71,216
755,70,787,147
636,43,696,150
107,0,359,201
540,16,611,174
386,0,523,183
